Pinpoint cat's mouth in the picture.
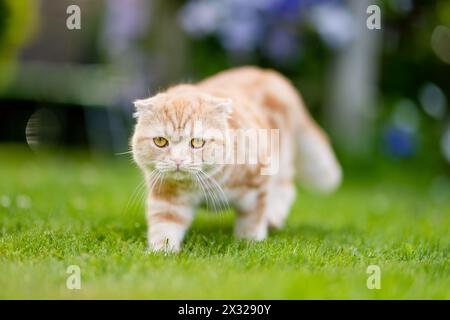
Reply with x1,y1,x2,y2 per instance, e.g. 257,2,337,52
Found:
172,170,188,180
165,168,196,181
153,163,205,181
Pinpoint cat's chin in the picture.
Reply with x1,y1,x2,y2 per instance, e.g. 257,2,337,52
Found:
167,171,192,182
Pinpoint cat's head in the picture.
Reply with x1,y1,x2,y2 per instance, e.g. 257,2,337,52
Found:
131,89,232,182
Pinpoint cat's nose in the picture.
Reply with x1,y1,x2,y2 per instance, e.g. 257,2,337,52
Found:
173,159,184,170
173,159,183,171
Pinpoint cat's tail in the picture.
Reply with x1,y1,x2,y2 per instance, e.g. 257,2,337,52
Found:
263,69,342,193
294,114,342,193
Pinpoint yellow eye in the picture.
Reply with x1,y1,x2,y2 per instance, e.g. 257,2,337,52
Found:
153,137,168,148
190,138,205,149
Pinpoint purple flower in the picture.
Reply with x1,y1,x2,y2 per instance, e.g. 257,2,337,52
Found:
263,28,300,63
309,3,355,49
218,10,263,53
178,1,223,38
177,0,350,57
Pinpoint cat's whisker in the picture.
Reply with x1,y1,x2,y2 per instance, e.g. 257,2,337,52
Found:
123,179,147,218
198,174,223,212
198,170,230,213
194,172,213,211
192,172,212,212
201,176,221,213
123,182,142,214
114,150,136,165
196,171,226,213
115,150,133,156
148,171,162,192
157,172,166,194
146,170,159,188
133,170,162,212
135,183,148,216
205,179,225,213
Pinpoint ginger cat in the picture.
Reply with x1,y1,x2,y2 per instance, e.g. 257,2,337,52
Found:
132,67,341,252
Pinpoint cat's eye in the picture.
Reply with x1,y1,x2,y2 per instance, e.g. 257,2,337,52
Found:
153,137,168,148
190,138,205,149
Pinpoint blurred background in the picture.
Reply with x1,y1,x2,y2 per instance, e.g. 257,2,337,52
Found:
0,0,449,169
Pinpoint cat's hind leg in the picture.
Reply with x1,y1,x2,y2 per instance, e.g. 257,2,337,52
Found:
265,138,296,229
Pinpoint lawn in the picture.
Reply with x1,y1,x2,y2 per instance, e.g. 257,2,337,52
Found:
0,144,448,299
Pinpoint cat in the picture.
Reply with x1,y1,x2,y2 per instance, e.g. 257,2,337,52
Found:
132,67,342,252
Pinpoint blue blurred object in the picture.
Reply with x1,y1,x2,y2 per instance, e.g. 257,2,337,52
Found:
178,0,346,59
268,0,303,19
382,126,417,158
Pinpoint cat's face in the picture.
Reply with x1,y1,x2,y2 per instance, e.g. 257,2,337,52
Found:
132,92,232,182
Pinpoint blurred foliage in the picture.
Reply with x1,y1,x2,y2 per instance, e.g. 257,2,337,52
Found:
0,0,38,92
0,0,448,167
377,1,450,167
173,0,450,167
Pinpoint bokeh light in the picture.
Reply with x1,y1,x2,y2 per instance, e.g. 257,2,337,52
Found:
419,82,447,119
431,26,450,64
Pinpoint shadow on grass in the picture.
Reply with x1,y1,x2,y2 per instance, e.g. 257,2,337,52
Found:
280,223,362,243
180,218,364,255
105,208,363,256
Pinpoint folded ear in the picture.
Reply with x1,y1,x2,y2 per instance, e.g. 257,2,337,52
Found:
209,97,233,115
133,96,157,118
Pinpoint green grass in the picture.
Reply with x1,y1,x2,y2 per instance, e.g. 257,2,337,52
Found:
0,144,448,299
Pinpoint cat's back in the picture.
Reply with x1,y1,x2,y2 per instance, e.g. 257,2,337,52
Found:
197,66,303,131
198,66,273,96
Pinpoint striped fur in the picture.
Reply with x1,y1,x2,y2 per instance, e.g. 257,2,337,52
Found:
132,67,342,252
